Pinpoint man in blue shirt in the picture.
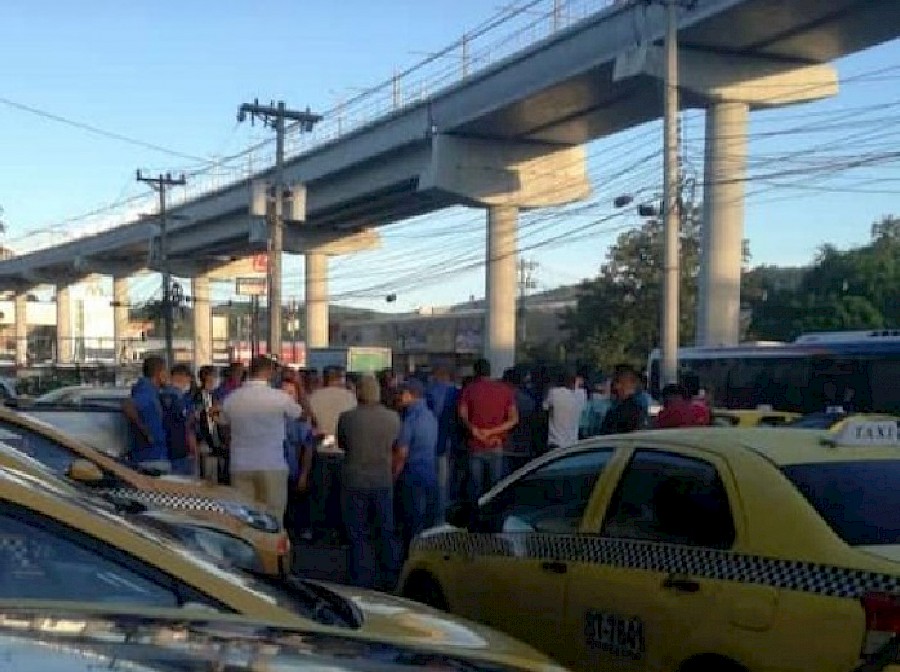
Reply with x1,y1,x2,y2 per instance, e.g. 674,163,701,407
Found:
424,366,458,524
394,379,438,562
123,356,169,473
160,363,197,477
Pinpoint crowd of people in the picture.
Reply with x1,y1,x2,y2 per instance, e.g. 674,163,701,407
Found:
123,354,711,589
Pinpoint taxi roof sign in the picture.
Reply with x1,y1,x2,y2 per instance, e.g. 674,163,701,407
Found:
826,419,899,447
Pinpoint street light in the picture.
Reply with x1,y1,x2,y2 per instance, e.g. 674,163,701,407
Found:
613,194,634,209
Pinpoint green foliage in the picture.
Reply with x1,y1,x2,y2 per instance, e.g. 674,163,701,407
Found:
564,212,897,370
563,208,702,371
746,215,898,340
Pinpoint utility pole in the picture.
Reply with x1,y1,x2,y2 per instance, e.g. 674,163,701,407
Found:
237,99,322,360
137,170,186,368
660,0,683,387
517,259,538,352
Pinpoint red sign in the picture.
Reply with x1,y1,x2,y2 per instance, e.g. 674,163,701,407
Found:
252,254,268,273
228,342,306,366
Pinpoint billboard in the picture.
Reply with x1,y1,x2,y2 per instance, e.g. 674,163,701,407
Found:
236,277,267,296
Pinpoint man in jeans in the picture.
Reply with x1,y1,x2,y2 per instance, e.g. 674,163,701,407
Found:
123,356,170,473
394,379,438,562
337,376,401,590
425,366,458,523
160,363,197,476
458,358,519,501
219,356,303,517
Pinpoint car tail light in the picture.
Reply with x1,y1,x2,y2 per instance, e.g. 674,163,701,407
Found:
862,593,900,656
277,534,290,555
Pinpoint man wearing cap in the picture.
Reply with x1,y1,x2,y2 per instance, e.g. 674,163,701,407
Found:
394,379,439,561
337,375,402,590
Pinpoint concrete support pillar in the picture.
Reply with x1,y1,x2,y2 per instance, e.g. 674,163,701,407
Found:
485,205,518,375
113,276,129,364
698,101,749,347
305,252,329,349
56,285,72,364
14,293,27,368
192,275,212,368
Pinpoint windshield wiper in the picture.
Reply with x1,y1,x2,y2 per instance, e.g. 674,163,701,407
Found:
247,571,362,629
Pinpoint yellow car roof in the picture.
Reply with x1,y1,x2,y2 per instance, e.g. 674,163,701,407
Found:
607,421,899,467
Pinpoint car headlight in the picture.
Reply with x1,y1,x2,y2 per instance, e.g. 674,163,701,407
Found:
221,502,281,533
175,525,261,572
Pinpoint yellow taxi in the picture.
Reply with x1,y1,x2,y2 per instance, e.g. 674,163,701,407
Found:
0,406,289,575
0,465,565,672
400,418,900,672
710,408,800,427
0,438,267,573
0,605,569,672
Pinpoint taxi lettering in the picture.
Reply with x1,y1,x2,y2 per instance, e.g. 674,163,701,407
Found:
584,610,644,660
831,419,899,446
853,423,896,442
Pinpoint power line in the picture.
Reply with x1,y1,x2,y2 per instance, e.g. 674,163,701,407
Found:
0,96,207,162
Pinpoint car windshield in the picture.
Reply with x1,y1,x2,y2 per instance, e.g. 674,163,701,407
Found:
782,460,900,545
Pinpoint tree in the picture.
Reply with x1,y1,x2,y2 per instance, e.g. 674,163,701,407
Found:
563,207,702,371
871,214,900,242
747,215,899,340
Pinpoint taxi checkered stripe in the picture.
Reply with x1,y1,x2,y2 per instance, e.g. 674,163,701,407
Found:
101,488,228,514
412,531,900,599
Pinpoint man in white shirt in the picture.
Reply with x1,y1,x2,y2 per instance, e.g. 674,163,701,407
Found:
308,366,358,451
544,372,586,450
219,356,303,517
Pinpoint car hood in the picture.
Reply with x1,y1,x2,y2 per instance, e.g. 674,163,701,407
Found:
0,611,556,672
0,606,563,672
322,582,558,667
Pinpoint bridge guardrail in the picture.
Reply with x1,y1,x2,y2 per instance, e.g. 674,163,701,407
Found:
10,0,617,255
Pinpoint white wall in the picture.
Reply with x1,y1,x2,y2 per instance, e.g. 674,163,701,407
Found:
0,300,56,327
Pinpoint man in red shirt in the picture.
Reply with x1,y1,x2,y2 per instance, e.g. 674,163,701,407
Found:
458,358,519,501
655,384,698,429
682,372,712,426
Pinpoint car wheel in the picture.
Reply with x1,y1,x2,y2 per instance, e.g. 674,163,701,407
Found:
402,571,448,611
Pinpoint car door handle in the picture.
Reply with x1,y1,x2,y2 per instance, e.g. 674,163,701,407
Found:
662,575,700,593
540,560,568,574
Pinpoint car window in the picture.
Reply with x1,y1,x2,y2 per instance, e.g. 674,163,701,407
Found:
0,421,78,474
477,449,614,534
602,450,736,549
782,460,900,546
0,509,179,607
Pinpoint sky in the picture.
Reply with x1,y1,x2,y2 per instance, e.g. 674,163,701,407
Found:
1,0,898,312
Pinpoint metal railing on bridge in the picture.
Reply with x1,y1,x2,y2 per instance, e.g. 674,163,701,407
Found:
9,0,619,256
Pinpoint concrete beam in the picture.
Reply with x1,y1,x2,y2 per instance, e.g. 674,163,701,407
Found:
73,256,146,279
113,277,129,365
485,206,518,374
56,285,73,365
305,253,329,349
421,135,590,208
617,46,838,108
192,275,212,368
14,293,27,368
300,227,382,256
0,222,158,279
698,102,749,347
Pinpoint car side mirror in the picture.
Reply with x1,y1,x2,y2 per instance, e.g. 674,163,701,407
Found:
67,459,105,485
446,501,477,530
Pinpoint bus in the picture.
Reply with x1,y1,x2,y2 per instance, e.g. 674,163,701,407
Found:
647,330,900,415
